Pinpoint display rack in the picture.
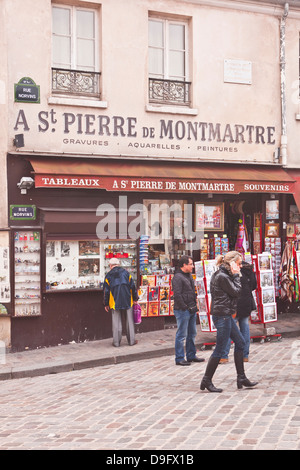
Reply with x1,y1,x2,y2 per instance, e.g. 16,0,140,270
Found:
195,260,216,332
14,230,41,317
103,241,137,284
138,274,173,317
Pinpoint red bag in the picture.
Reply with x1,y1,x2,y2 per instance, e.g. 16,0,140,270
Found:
133,304,142,324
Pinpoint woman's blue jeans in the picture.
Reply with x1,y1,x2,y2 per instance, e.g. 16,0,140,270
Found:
211,315,246,359
221,316,250,359
174,309,197,363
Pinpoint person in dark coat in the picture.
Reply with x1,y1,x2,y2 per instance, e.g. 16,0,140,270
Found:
200,252,258,393
172,255,205,366
220,261,257,363
104,258,139,347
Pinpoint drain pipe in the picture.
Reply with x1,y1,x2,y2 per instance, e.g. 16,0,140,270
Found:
280,2,289,166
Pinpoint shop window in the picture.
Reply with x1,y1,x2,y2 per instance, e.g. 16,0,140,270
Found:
143,199,190,272
51,4,100,98
45,239,137,291
148,17,191,106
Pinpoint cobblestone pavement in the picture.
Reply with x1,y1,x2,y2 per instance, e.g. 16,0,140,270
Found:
0,337,300,451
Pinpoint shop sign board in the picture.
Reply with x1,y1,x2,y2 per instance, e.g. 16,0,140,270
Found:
34,174,293,195
10,205,36,220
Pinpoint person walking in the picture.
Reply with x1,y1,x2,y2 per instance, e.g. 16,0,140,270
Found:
200,251,258,392
104,258,139,347
172,255,205,366
220,260,257,363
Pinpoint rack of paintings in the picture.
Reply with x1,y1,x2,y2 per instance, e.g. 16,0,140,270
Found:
195,260,217,333
250,253,278,324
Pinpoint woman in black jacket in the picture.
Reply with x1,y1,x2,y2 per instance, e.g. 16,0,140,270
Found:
200,251,258,393
221,261,257,363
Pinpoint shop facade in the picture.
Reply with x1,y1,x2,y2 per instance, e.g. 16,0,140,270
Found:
2,0,300,350
5,152,300,350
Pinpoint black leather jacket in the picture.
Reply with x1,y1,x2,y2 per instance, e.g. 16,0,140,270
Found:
172,269,197,311
210,265,242,317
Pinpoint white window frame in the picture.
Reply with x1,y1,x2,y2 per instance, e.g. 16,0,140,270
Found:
52,4,99,72
148,17,189,83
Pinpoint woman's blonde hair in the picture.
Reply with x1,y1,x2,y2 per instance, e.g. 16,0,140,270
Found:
216,251,242,270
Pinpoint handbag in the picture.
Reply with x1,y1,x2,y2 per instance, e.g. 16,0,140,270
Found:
133,303,142,324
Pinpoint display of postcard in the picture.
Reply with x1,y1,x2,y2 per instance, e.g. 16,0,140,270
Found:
195,278,206,296
197,295,207,313
194,261,204,278
156,275,170,286
259,270,274,288
258,253,272,271
139,302,148,317
261,287,275,305
159,301,169,315
262,303,277,323
203,259,217,276
159,286,170,301
170,300,174,315
141,275,156,286
138,286,148,302
149,286,159,302
199,315,210,332
148,302,159,316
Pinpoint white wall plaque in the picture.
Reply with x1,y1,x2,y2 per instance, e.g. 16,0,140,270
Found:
224,59,252,84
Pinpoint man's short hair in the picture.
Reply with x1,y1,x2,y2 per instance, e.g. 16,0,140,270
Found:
109,257,120,267
178,255,192,268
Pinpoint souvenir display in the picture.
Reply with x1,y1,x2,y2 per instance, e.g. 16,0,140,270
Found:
14,230,41,316
0,237,10,304
137,274,173,316
46,240,137,290
194,260,216,332
252,253,277,324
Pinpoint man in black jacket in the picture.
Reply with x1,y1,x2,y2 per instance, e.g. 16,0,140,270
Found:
172,256,205,366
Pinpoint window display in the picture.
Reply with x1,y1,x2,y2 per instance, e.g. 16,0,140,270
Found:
14,230,41,316
0,231,10,304
46,239,137,291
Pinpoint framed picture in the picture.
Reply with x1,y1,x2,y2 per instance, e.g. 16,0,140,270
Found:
259,270,274,288
265,223,279,238
258,253,272,270
289,205,300,223
262,303,277,323
266,200,279,220
286,223,295,237
261,287,275,305
199,315,210,332
195,203,224,232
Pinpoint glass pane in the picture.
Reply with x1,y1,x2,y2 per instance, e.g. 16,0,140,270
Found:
149,48,164,76
77,10,95,39
149,20,164,48
169,23,185,50
77,39,95,69
169,50,185,79
52,7,70,35
52,36,71,67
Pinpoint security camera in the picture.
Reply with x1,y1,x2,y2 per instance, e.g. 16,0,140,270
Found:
17,177,34,194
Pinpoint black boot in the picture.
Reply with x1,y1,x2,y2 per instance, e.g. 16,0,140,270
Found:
234,350,258,390
200,357,223,393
